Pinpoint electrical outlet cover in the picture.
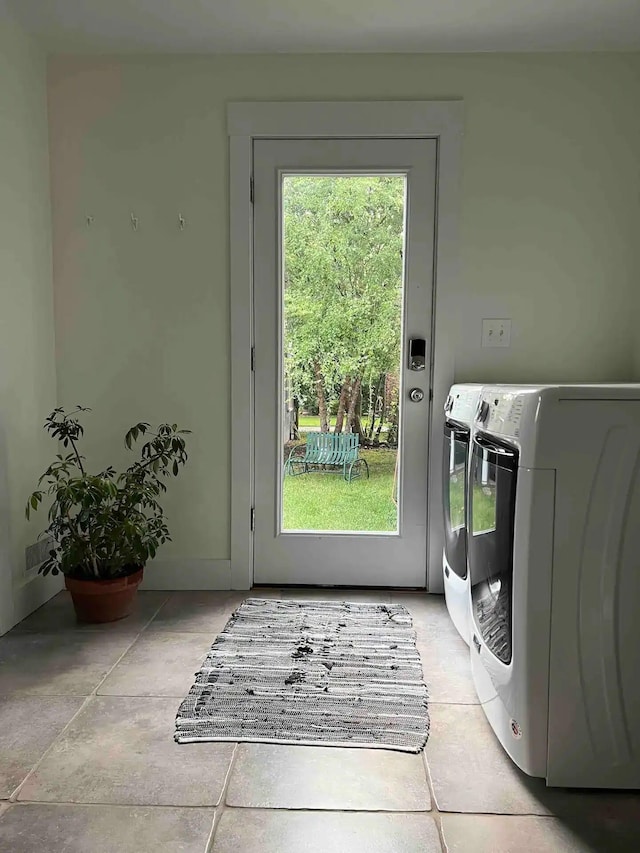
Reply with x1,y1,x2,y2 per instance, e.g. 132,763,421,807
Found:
25,536,54,575
482,318,511,348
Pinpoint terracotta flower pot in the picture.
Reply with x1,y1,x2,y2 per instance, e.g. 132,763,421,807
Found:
65,566,144,623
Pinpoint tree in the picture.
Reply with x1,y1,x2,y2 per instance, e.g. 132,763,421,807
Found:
283,175,404,439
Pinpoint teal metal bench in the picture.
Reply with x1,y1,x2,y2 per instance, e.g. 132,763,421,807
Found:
285,433,369,482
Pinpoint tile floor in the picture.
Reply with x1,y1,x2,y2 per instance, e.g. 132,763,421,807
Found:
1,589,639,851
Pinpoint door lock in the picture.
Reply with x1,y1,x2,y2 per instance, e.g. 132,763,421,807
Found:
409,388,424,403
408,338,426,371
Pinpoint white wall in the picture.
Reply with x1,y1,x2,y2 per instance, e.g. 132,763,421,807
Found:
47,53,640,588
0,12,60,632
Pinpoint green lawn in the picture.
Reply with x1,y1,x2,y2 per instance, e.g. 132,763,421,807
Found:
298,415,337,429
297,415,389,435
282,448,397,532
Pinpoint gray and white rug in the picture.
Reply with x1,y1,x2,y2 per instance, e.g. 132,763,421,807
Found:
175,598,429,753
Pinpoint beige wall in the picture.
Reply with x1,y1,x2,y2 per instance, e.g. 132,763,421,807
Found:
47,53,640,571
0,13,58,630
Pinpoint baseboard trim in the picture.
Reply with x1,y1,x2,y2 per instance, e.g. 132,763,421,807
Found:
139,558,233,590
9,571,64,633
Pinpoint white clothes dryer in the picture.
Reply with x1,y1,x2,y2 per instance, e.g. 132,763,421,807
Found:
442,384,484,644
468,384,640,788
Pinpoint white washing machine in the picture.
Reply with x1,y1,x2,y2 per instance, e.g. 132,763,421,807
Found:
442,383,484,644
468,384,640,788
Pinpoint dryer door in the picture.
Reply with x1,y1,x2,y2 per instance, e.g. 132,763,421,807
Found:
443,422,470,579
468,434,518,664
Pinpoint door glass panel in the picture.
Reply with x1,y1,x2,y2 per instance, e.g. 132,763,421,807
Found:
449,435,467,531
280,174,406,533
443,427,469,579
468,443,517,664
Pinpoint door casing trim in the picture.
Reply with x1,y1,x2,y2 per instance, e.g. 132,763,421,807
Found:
228,101,464,591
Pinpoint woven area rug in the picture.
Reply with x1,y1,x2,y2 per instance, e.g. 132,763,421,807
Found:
174,598,429,753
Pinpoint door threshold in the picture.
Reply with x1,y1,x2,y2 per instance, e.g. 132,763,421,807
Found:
253,583,427,592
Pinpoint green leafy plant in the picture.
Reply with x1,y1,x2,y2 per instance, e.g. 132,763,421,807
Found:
26,407,190,580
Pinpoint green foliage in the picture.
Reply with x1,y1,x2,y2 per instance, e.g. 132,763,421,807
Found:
26,407,191,580
283,175,404,400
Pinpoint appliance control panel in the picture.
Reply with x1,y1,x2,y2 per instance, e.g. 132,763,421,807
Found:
477,391,526,438
447,385,484,424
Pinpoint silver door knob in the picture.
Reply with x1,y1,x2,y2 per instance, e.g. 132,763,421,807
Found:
409,388,424,403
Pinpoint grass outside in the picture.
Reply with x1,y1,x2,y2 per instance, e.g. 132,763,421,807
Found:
282,448,397,532
297,415,390,436
298,415,337,429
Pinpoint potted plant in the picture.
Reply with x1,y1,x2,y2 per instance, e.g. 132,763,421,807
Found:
26,407,190,623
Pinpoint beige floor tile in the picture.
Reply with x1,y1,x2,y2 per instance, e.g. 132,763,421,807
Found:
426,704,554,814
441,813,640,853
0,696,85,797
98,632,212,697
4,585,638,852
427,705,640,819
18,696,235,806
147,591,250,633
213,808,442,852
417,640,479,705
11,591,169,633
391,593,455,634
226,743,430,810
250,587,284,597
0,633,135,696
416,619,468,651
0,803,215,853
390,592,441,607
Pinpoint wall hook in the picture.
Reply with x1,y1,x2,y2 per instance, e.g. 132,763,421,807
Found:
86,215,94,227
178,213,185,231
130,213,138,231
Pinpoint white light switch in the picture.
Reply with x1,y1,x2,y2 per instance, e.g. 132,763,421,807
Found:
482,318,511,348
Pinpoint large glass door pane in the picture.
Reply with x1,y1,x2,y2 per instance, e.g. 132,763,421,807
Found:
281,174,406,534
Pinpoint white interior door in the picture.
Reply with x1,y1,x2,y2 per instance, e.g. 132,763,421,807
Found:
253,138,436,587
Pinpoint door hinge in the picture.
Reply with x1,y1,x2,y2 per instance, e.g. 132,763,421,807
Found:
250,507,255,532
250,176,254,204
250,346,255,372
429,389,433,402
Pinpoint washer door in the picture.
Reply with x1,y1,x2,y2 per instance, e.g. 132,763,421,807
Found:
443,422,470,579
468,434,518,664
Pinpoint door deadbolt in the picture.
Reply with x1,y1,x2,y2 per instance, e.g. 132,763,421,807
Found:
409,388,424,403
408,338,426,371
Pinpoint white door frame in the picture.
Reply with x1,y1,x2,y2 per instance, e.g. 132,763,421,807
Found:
228,101,464,591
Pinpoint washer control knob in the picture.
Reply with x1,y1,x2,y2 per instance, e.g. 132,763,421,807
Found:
409,388,424,403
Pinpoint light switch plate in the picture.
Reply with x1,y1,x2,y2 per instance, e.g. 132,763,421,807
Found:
482,318,511,348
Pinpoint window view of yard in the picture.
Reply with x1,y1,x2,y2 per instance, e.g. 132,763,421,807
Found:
283,447,397,532
280,174,405,533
